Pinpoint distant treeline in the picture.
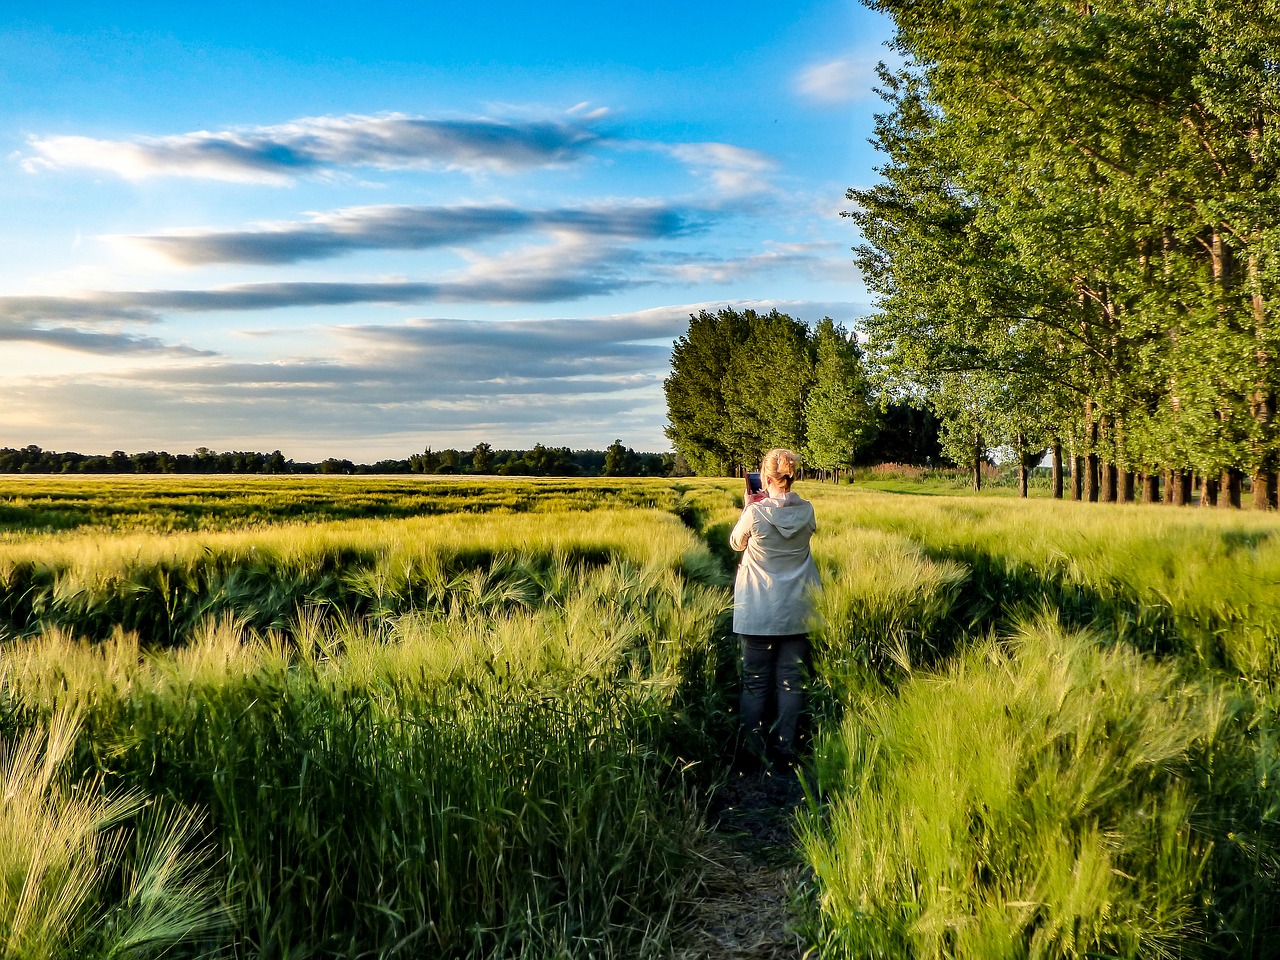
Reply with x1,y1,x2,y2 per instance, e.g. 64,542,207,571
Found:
0,441,676,477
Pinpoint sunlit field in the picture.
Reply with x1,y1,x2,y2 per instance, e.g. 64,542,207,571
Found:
4,475,1280,958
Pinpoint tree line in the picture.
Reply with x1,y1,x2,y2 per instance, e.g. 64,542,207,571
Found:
849,0,1280,506
663,307,942,478
0,441,673,478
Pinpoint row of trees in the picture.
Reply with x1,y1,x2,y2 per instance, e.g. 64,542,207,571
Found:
408,441,672,477
851,0,1280,506
663,307,942,477
0,442,674,478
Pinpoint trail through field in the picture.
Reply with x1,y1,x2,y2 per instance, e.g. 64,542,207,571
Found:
666,498,811,958
672,768,809,958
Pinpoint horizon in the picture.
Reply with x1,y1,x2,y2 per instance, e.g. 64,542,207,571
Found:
0,2,887,460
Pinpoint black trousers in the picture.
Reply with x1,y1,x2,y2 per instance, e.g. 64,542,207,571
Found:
739,633,808,757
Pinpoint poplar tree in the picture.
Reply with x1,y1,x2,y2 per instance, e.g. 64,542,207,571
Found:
724,310,815,468
663,308,752,475
803,318,878,481
852,0,1280,504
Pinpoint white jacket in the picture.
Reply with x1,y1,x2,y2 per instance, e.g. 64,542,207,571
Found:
729,491,819,635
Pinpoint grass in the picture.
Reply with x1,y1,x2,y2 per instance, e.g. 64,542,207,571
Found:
0,507,728,645
0,709,228,960
0,475,729,536
801,614,1280,958
6,476,1280,957
804,486,1280,683
799,485,1280,958
1,527,737,957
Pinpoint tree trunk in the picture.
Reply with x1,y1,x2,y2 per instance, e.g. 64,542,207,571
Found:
1248,253,1275,512
1142,472,1160,503
972,433,984,492
1071,454,1084,500
1102,463,1118,502
1203,475,1219,506
1051,443,1064,499
1252,468,1278,510
1121,471,1135,502
1164,470,1176,505
1171,470,1190,506
1086,454,1100,502
1016,431,1029,498
1221,469,1243,509
1085,410,1100,502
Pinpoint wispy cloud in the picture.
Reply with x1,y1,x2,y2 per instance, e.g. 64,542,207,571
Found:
653,241,857,284
121,201,701,265
20,108,783,201
662,142,777,195
22,112,604,183
795,56,876,104
0,268,642,327
0,325,214,356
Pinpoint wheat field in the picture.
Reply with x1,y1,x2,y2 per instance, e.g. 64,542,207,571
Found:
3,475,1280,958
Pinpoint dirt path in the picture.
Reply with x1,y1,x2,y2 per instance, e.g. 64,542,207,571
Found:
670,767,811,959
667,504,813,958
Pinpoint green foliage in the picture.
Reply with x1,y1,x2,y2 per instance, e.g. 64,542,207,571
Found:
663,307,753,475
803,318,879,475
724,310,815,466
665,307,876,476
803,615,1280,959
853,0,1280,485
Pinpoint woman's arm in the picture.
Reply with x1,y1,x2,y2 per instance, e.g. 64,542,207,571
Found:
728,505,754,551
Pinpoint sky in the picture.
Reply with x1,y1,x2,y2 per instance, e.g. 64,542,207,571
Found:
0,1,894,459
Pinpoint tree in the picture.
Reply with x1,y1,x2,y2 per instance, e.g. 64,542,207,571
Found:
855,0,1280,507
803,318,879,481
665,307,820,476
410,447,440,474
724,310,815,469
664,308,752,475
603,439,628,476
470,442,493,474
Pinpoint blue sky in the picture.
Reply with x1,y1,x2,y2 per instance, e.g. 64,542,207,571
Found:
0,1,892,458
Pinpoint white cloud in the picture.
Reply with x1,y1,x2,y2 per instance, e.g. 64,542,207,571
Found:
663,142,777,195
22,112,603,183
795,56,876,104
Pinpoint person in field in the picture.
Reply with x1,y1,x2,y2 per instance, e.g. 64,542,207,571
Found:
729,448,819,770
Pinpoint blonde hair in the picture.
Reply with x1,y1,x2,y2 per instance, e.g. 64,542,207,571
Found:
760,448,800,490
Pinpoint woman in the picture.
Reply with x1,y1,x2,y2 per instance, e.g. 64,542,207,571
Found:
729,448,819,768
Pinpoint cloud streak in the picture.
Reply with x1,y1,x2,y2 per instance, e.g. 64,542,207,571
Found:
23,113,604,183
123,201,701,265
0,272,642,327
21,110,781,198
661,142,777,195
0,325,214,356
795,56,876,104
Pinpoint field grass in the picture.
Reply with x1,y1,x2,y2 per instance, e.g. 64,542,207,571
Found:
0,475,722,536
801,486,1280,958
0,481,739,958
5,475,1280,958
